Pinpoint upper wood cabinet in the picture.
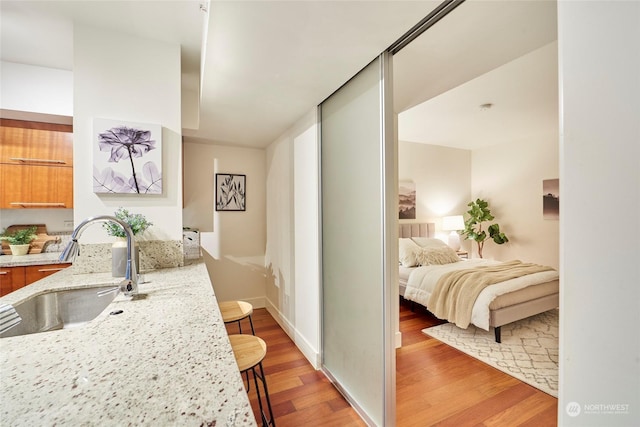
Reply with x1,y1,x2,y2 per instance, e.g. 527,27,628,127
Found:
0,164,74,208
0,126,73,166
0,119,73,209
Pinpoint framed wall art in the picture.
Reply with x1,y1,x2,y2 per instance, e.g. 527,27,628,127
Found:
399,180,416,219
215,173,246,211
93,118,163,194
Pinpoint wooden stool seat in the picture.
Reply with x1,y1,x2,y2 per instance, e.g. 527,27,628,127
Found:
229,334,267,372
220,301,255,335
229,334,275,426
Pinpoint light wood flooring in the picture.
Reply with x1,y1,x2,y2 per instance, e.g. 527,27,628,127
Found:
232,300,557,426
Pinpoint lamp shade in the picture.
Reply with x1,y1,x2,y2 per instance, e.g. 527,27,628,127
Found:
442,215,465,231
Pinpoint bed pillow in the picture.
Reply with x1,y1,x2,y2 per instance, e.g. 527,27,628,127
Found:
411,237,448,249
399,238,423,267
416,246,461,266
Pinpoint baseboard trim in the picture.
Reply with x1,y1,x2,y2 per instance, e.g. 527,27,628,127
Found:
264,298,321,369
240,296,266,309
395,330,402,348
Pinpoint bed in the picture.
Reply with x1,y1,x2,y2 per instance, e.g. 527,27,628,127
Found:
398,223,559,343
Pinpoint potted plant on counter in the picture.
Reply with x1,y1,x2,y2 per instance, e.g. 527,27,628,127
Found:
103,207,152,277
0,226,38,256
460,199,509,258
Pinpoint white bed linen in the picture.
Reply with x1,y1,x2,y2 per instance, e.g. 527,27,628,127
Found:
405,259,559,330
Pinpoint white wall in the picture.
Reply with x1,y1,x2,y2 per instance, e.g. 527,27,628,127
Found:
471,131,559,268
265,109,320,367
293,111,320,367
73,25,183,243
0,61,73,117
182,141,267,306
558,1,639,425
398,141,472,246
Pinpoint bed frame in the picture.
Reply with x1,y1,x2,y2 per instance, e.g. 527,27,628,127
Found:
399,223,559,342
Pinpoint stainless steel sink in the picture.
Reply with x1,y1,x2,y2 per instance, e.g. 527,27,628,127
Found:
0,286,118,338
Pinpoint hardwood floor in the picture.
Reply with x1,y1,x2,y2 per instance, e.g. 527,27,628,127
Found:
227,309,365,426
235,301,557,426
396,299,557,427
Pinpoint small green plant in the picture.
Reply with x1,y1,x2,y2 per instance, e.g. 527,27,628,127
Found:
103,207,152,238
461,199,509,258
0,226,38,245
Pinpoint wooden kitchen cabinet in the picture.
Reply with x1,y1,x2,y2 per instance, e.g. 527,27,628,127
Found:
0,164,74,208
0,119,73,209
24,263,71,284
0,263,71,296
0,266,25,296
0,124,74,166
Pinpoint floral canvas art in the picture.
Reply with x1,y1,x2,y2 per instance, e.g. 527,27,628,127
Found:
93,118,162,194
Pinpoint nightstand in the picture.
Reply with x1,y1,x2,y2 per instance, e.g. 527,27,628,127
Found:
456,251,469,259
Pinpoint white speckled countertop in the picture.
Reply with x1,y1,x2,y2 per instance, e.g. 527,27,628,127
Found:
0,261,257,426
0,252,65,267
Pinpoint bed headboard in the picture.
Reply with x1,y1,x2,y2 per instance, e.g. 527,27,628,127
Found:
398,223,435,238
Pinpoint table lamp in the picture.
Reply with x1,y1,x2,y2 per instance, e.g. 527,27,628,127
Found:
442,215,465,251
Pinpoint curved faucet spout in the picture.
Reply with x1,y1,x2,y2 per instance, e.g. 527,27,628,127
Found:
59,215,139,297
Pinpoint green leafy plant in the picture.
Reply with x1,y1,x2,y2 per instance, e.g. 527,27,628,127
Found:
461,199,509,258
103,207,152,238
0,226,38,245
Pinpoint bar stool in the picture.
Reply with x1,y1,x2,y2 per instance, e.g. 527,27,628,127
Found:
229,334,275,427
219,300,255,335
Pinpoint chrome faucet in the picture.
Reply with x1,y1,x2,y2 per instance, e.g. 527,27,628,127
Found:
59,215,139,297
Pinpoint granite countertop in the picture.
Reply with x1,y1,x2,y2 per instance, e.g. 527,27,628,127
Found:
0,252,66,267
0,262,257,426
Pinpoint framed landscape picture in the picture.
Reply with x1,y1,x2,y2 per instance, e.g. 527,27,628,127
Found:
215,174,246,211
399,181,416,219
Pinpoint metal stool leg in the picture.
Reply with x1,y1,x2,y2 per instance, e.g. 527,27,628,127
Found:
232,315,255,335
242,362,275,426
248,314,255,335
254,362,275,426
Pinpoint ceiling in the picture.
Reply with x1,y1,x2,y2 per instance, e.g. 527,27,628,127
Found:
0,0,557,150
394,0,558,150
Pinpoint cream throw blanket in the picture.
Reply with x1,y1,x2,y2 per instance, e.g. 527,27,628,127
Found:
427,260,554,329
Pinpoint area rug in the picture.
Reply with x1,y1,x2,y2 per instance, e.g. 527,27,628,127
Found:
422,310,558,397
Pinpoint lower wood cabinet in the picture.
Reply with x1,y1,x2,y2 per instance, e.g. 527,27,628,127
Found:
0,266,25,297
0,263,71,296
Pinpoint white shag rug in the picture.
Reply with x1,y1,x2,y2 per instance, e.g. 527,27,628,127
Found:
422,310,558,397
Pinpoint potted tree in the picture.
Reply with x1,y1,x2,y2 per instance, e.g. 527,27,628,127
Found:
460,199,509,258
0,226,38,256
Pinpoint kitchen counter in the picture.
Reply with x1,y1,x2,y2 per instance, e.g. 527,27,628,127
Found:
0,252,65,267
0,261,257,426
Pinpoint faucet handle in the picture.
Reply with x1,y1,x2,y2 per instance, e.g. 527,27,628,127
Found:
119,279,136,296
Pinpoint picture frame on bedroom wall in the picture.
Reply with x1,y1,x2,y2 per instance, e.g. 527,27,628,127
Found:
399,181,416,219
543,179,559,220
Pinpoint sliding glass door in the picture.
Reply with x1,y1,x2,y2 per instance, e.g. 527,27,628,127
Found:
320,53,396,426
